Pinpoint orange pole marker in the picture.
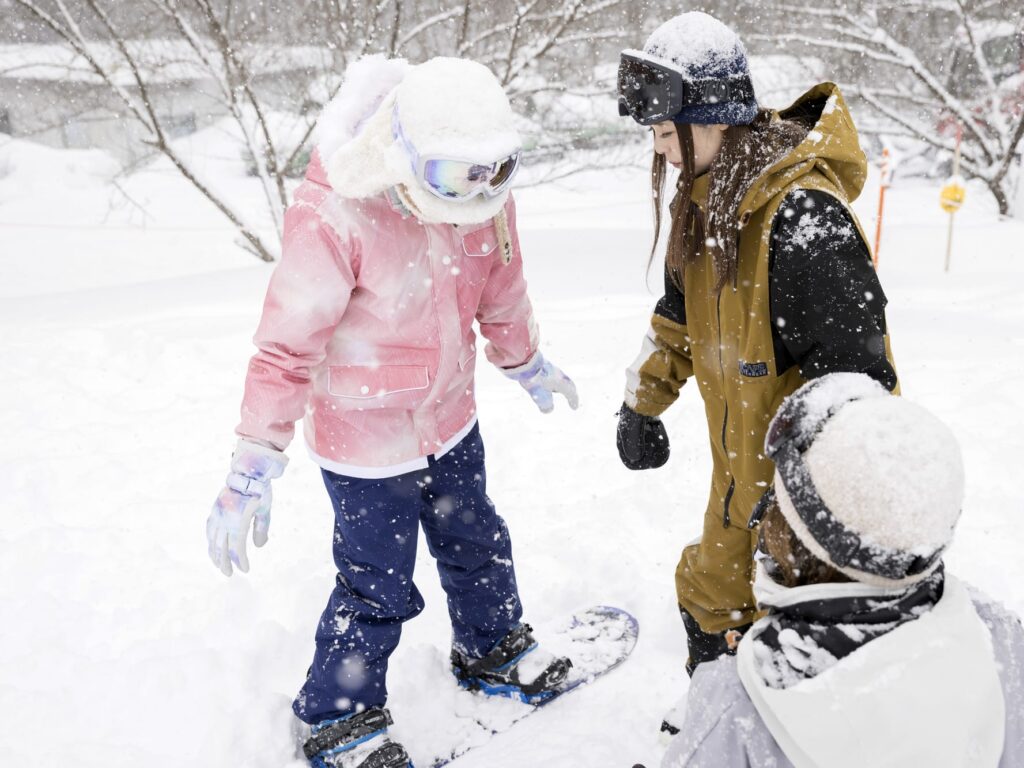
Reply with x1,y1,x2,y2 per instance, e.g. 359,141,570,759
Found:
873,148,890,269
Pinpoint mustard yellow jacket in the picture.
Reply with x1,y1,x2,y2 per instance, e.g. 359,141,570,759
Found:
625,83,898,530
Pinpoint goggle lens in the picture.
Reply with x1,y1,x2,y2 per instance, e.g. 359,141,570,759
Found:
490,155,518,189
617,55,679,125
422,153,520,200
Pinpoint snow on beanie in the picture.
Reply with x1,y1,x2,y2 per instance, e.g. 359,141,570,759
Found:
643,12,757,125
394,57,520,164
768,373,964,588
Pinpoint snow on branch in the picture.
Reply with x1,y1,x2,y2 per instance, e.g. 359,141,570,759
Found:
954,0,1009,142
753,0,1024,215
12,0,281,260
748,32,905,67
397,6,464,50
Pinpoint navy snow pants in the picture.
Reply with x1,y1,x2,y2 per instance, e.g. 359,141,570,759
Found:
293,424,523,725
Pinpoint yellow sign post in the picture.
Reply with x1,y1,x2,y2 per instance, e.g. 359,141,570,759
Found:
941,125,965,272
940,180,966,213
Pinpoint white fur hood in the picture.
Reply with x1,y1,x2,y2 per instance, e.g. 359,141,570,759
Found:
314,54,409,170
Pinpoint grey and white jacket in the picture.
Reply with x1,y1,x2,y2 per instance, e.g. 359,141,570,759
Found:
662,574,1024,768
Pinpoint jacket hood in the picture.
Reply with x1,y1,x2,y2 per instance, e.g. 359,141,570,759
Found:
315,54,410,173
738,574,1006,768
739,82,867,221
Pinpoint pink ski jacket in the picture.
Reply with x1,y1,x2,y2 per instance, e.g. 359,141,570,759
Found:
236,152,539,477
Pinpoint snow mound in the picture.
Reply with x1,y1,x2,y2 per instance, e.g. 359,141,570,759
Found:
0,137,120,192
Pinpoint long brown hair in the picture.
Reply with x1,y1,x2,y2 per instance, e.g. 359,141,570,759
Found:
758,500,850,589
650,112,810,292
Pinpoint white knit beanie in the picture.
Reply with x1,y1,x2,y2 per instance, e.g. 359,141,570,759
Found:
767,373,964,588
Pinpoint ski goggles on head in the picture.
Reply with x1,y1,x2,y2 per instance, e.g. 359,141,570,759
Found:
617,49,755,126
392,108,521,202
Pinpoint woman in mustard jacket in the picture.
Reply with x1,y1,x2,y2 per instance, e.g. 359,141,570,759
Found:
614,11,898,685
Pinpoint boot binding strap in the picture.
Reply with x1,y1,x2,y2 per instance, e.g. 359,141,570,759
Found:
303,707,393,760
454,623,536,676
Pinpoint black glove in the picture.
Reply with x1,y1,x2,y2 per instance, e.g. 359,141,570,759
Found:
616,403,670,470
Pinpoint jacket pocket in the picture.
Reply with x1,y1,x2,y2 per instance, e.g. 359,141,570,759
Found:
455,228,495,295
328,365,431,409
459,225,499,259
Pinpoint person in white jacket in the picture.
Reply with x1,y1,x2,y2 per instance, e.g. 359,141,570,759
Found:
661,372,1024,768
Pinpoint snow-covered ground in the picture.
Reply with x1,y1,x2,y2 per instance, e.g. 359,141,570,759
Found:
2,133,1023,767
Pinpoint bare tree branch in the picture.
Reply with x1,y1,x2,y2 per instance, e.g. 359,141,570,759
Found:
954,0,1009,141
398,5,462,50
190,0,287,234
754,0,1023,214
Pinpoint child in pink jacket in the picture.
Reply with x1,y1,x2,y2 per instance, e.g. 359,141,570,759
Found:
205,56,578,768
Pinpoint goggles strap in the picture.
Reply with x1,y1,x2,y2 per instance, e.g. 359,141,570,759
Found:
493,207,513,265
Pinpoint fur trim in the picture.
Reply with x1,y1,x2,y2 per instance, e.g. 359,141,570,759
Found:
398,177,510,226
315,54,409,165
324,90,407,200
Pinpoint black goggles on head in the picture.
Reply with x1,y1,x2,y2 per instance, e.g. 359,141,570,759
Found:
616,50,755,126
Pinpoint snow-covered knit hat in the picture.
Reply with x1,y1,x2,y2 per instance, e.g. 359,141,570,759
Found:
390,57,521,225
765,373,964,588
642,12,757,125
321,56,520,226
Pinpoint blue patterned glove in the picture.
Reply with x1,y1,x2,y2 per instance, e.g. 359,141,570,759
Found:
206,439,288,576
504,352,580,413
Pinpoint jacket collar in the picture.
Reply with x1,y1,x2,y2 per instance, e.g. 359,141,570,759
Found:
304,149,331,187
690,172,711,210
306,149,412,218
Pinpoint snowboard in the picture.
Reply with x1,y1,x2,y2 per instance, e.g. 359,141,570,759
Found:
407,605,639,768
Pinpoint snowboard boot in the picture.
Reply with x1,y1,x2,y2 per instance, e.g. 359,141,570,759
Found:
658,609,751,736
302,707,412,768
451,623,573,704
680,607,750,678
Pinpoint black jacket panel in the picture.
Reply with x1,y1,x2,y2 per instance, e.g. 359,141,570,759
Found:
768,189,897,391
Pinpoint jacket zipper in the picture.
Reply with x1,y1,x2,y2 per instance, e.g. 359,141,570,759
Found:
723,477,736,529
716,286,733,528
418,226,446,452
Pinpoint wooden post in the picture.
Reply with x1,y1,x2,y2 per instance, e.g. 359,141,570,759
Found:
873,148,890,269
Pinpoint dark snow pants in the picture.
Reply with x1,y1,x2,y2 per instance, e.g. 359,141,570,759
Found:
293,424,523,725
